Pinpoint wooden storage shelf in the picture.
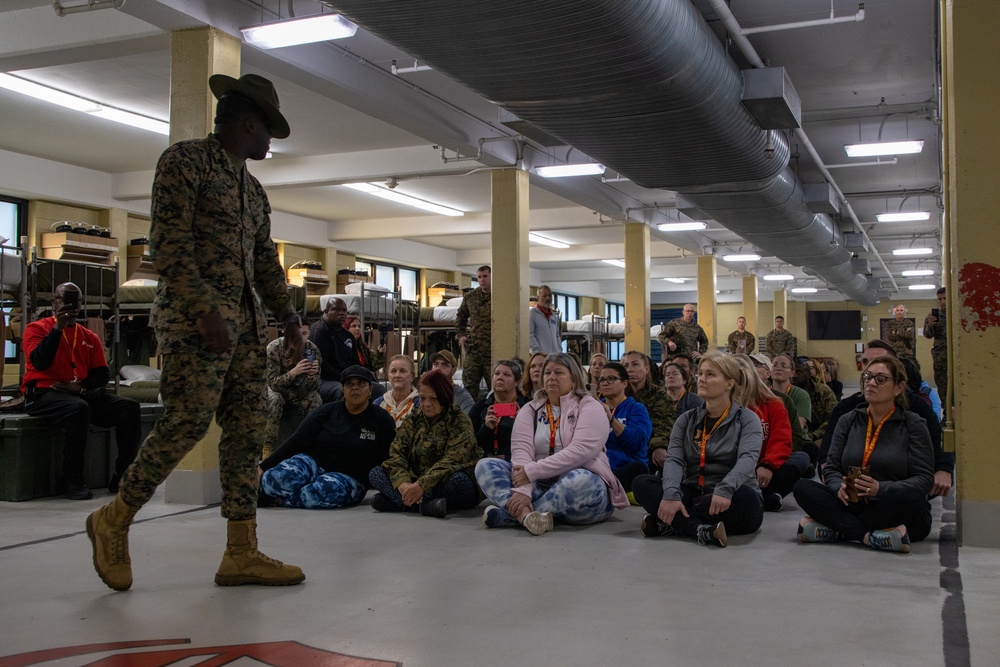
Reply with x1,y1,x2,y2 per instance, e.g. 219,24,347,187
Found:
288,267,330,295
41,232,117,265
126,245,157,281
427,286,462,306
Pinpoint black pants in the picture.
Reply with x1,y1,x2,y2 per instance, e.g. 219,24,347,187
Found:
368,466,480,511
632,474,764,538
792,479,932,543
25,389,141,484
613,460,649,493
763,460,803,499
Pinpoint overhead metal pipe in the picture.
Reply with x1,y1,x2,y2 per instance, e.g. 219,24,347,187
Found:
53,0,125,17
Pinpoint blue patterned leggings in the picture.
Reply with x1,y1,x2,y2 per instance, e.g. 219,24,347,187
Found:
260,453,366,509
368,465,481,511
475,458,614,525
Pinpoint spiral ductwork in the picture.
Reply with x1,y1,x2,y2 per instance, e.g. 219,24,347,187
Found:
323,0,877,303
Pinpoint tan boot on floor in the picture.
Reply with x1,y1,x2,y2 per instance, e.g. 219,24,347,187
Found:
214,519,305,586
86,494,140,591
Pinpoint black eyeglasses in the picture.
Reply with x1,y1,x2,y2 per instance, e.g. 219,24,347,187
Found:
861,372,893,386
598,376,622,385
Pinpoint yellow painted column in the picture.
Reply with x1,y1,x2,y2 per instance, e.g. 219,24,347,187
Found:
163,27,240,506
490,169,530,361
943,0,1000,547
742,274,759,345
624,223,651,356
696,255,718,349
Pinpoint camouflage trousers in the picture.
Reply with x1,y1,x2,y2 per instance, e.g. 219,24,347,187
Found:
462,346,492,401
263,387,322,459
119,315,267,521
933,353,947,412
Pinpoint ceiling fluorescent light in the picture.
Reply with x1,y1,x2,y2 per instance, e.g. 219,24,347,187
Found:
763,274,794,281
901,269,935,277
657,221,708,232
844,140,924,157
876,211,931,223
89,107,169,135
241,13,358,49
791,287,818,294
663,278,686,284
892,247,933,256
528,232,570,249
0,73,101,111
908,284,937,291
536,163,605,178
343,183,463,217
723,253,761,262
602,259,626,268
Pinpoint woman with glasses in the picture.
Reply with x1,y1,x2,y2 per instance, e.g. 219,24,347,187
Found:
598,362,653,497
662,361,704,416
475,353,628,535
632,351,763,548
793,356,934,553
470,360,529,461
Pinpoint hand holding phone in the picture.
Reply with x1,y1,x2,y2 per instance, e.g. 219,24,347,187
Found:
493,403,517,418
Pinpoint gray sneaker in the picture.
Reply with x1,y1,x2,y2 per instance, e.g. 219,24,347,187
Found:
696,522,728,547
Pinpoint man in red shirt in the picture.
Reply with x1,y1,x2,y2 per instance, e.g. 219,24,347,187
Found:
22,282,140,500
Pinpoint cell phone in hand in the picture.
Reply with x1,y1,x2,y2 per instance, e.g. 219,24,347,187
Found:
304,348,316,362
493,403,517,418
931,308,940,317
62,290,79,309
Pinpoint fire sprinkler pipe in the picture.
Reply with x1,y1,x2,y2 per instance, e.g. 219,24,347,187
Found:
53,0,125,16
741,3,865,36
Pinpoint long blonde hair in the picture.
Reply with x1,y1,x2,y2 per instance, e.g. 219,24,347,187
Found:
732,354,778,408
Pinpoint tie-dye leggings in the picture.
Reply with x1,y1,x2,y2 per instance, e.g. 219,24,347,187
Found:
260,453,366,509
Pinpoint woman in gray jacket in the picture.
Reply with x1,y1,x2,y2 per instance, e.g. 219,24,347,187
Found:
632,352,764,547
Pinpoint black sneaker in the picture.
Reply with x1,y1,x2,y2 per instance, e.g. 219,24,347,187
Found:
696,521,728,547
762,493,783,512
418,498,447,518
64,480,93,501
640,513,676,537
371,492,401,512
257,489,283,508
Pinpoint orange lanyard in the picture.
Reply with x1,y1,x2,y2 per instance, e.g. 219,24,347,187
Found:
785,384,792,395
675,388,686,404
545,402,560,455
58,319,79,381
863,407,895,467
386,397,414,423
698,403,731,488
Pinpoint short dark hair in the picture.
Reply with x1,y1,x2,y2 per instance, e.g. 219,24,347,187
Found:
937,287,946,295
671,352,695,366
477,265,491,274
602,362,634,397
418,370,454,411
775,315,785,321
866,339,896,357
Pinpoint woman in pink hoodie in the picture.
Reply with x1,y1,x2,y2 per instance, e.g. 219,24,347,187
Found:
474,353,628,535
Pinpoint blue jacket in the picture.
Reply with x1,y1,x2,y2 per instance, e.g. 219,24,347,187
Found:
602,396,653,470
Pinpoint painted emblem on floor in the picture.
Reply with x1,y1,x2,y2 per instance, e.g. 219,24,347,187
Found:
0,639,401,666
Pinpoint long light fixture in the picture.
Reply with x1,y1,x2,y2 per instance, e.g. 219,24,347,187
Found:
536,163,605,178
844,140,924,157
763,274,794,281
657,221,708,232
663,278,686,284
342,183,464,217
528,232,570,249
791,287,818,294
892,247,933,256
602,259,626,268
241,13,358,49
0,73,169,134
723,253,761,262
902,269,935,277
908,284,938,291
877,211,931,223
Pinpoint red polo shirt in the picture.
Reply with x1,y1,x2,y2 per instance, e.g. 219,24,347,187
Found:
21,317,108,393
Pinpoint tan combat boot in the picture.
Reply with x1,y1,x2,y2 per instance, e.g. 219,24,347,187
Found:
86,494,140,591
214,519,305,586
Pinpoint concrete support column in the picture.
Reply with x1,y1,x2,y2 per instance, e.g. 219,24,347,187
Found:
742,275,759,342
696,255,718,349
943,0,1000,547
773,289,788,322
624,223,651,356
164,27,240,506
490,169,530,361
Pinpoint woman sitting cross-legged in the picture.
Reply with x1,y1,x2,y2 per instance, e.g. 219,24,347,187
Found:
475,353,628,536
368,370,482,518
597,362,652,498
258,365,395,508
469,360,530,461
792,356,934,553
632,351,764,548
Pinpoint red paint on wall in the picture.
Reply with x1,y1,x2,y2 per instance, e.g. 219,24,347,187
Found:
959,262,1000,332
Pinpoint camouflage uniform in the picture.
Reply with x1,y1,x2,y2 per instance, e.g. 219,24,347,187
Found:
806,376,838,443
923,309,947,406
380,402,481,492
456,287,492,401
727,330,756,355
657,318,708,357
765,328,796,358
885,318,916,358
633,382,677,454
263,336,323,459
119,134,295,521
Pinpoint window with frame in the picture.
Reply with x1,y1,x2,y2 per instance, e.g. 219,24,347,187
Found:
552,292,579,352
606,301,624,361
356,258,419,301
0,196,25,362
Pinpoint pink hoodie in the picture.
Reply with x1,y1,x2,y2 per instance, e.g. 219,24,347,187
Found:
510,392,629,509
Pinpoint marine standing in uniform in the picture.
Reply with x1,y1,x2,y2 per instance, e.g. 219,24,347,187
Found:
726,316,755,355
765,315,796,359
923,287,948,410
657,303,709,360
86,74,305,591
885,304,915,358
457,265,492,401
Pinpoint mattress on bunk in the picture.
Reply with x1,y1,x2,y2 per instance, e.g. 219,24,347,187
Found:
426,306,459,323
302,293,398,317
1,251,23,289
120,284,157,304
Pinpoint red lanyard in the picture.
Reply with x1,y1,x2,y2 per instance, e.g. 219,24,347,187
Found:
386,396,414,423
863,407,895,467
58,319,79,381
545,402,560,455
698,403,731,488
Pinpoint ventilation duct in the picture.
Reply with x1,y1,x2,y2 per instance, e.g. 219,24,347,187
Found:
322,0,878,304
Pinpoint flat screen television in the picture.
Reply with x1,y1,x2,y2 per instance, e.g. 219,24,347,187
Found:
806,310,862,340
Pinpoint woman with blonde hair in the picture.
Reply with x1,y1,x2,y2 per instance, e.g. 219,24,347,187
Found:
587,351,608,398
373,355,419,427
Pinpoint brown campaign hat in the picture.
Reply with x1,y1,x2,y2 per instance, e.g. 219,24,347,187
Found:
209,73,290,139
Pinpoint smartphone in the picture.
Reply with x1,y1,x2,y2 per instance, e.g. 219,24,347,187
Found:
493,403,517,418
931,308,940,317
62,290,79,309
304,347,316,362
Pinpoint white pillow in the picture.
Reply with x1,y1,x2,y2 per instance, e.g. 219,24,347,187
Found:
120,365,161,382
123,278,158,287
581,313,597,322
344,281,390,295
446,297,464,307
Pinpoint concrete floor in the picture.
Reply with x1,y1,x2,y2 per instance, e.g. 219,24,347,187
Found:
1,486,997,667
